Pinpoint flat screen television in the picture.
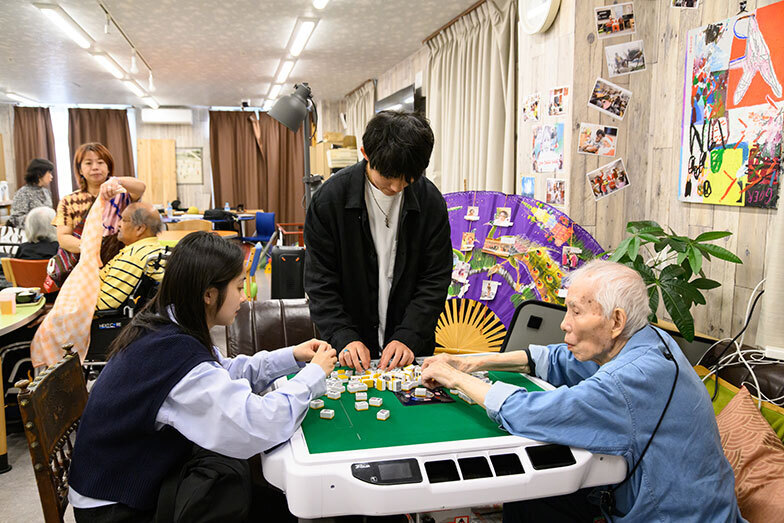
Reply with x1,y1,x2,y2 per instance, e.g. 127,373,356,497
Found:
375,84,425,114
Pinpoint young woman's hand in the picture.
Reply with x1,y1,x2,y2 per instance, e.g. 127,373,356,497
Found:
310,343,338,376
293,338,332,363
99,178,127,201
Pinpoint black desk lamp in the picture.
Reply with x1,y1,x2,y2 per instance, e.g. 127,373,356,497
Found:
269,83,323,209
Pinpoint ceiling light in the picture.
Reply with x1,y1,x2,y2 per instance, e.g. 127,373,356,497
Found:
92,53,125,79
269,84,283,100
312,0,329,9
142,97,159,109
289,19,317,57
35,3,92,49
276,60,295,84
122,80,145,97
148,71,156,92
5,92,37,104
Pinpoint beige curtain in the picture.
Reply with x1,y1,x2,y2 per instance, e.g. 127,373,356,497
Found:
426,0,517,193
343,80,376,159
209,110,305,223
13,106,60,205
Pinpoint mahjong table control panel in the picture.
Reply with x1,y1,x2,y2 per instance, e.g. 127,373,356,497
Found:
261,368,626,518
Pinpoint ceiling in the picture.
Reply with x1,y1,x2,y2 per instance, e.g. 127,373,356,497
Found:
0,0,477,108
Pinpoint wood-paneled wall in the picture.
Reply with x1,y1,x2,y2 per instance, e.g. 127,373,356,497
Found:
135,108,212,211
519,0,779,344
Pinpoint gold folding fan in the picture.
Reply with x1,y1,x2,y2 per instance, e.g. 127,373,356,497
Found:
435,298,507,354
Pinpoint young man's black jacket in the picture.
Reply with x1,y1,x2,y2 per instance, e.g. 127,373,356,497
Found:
304,160,452,358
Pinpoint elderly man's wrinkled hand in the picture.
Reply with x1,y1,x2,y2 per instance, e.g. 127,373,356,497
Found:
422,353,473,374
421,359,463,390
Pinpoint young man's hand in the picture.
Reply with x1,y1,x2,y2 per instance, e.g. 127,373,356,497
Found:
339,341,372,373
378,340,414,371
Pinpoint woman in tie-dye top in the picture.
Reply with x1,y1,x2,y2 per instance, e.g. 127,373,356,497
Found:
54,142,146,264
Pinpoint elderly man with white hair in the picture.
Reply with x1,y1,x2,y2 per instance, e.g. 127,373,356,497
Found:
422,260,744,522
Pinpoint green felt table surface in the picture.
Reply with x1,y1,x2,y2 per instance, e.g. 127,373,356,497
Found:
300,371,545,454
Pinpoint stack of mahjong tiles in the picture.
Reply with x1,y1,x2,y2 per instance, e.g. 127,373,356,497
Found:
328,363,424,394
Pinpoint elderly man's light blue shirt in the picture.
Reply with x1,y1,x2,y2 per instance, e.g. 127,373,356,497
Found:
485,326,744,522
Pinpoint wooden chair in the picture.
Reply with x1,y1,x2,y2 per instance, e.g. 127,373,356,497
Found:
166,219,212,232
1,257,15,285
7,258,49,287
16,344,88,523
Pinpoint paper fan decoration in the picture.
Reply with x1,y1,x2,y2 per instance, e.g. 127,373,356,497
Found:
444,191,605,328
435,298,507,354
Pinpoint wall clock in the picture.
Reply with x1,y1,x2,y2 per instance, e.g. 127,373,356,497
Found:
521,0,561,35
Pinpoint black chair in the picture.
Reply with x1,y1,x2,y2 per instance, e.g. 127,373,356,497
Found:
500,299,717,365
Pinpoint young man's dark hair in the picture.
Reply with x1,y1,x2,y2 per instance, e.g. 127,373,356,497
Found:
362,111,434,183
24,158,55,185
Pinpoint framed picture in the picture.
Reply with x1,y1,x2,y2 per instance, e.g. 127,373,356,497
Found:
176,147,203,185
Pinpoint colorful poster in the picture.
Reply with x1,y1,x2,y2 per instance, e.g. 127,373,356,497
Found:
679,4,783,208
522,93,540,121
532,123,564,173
549,86,569,116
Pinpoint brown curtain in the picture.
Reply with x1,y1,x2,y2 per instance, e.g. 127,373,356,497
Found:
210,111,305,223
13,106,60,205
68,109,134,188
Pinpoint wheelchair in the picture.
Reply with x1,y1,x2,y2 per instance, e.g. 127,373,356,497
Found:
83,248,170,378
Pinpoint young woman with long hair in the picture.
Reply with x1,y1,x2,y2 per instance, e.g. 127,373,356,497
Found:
68,232,336,522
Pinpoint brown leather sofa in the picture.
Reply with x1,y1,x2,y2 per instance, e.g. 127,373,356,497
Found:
225,299,318,357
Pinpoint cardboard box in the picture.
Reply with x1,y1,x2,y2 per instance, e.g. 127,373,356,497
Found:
327,148,358,168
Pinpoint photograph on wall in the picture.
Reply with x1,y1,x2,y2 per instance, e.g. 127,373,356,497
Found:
678,4,783,208
595,2,635,39
588,77,632,120
520,175,535,198
452,260,470,283
562,246,582,269
522,93,541,121
549,86,569,116
464,205,480,221
176,147,203,185
545,178,566,206
587,158,630,201
605,40,646,77
493,206,513,226
578,123,618,157
532,123,565,173
460,232,475,252
479,279,501,301
672,0,700,7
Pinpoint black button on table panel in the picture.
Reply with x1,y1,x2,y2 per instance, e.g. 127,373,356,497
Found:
458,457,493,479
424,459,461,483
490,453,525,476
526,444,576,470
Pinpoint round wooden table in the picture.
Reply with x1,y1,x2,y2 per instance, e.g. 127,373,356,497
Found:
0,296,46,474
158,230,238,247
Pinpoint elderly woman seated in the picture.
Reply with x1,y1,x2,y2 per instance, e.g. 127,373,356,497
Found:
422,260,744,522
15,206,59,260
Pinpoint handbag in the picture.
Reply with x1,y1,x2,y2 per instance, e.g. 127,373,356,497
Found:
45,222,83,288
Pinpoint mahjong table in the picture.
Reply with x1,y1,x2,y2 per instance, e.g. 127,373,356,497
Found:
261,370,626,518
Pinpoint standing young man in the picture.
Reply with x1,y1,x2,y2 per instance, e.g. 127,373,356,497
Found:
304,111,451,372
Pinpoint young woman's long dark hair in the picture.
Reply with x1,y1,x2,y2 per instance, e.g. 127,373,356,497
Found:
108,232,244,359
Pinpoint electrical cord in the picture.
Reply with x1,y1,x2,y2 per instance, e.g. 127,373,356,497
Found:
597,326,679,521
709,289,765,402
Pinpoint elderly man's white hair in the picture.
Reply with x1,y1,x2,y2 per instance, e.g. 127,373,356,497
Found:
24,206,57,243
565,259,651,340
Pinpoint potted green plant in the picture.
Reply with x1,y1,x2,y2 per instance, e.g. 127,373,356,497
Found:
609,220,742,341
